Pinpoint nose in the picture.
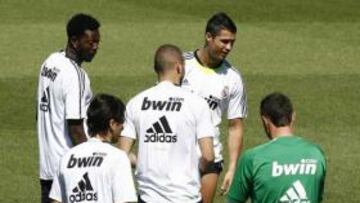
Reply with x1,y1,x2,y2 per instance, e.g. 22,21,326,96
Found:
225,42,232,51
92,42,99,51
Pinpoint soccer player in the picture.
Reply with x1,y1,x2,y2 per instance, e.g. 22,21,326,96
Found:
119,44,215,203
227,93,327,203
182,12,247,202
49,94,137,203
36,13,100,203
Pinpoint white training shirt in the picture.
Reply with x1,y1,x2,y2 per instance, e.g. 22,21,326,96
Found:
49,138,137,203
122,81,215,203
182,51,248,162
36,51,92,180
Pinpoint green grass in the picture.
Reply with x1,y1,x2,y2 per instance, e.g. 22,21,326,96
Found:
0,0,359,202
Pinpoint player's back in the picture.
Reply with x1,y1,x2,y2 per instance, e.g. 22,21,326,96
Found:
57,138,135,203
123,81,213,202
240,136,326,203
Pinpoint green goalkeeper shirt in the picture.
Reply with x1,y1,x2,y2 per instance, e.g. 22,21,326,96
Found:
227,135,326,203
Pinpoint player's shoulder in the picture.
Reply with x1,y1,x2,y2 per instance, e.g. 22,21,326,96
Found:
183,51,195,60
180,89,210,111
103,143,128,159
42,50,78,74
297,136,326,157
221,59,244,81
242,140,277,161
44,51,68,65
183,51,197,73
182,89,205,104
128,86,155,103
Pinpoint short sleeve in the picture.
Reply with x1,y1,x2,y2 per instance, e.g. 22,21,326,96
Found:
227,152,253,203
318,147,327,202
194,99,215,140
49,168,64,202
112,152,137,202
121,99,137,139
64,67,86,120
227,74,247,119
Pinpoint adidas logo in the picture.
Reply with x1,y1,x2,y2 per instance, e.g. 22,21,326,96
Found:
69,172,98,203
144,116,177,143
141,97,183,112
279,180,309,203
204,95,220,110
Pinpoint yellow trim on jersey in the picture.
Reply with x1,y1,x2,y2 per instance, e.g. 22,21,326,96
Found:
196,62,225,75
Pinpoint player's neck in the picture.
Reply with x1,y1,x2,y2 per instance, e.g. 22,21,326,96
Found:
197,48,222,68
94,134,111,143
158,75,181,86
271,126,293,139
65,46,82,66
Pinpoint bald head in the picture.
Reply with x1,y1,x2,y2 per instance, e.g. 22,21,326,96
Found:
154,44,184,74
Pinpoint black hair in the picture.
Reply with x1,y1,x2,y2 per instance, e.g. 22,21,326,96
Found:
87,94,125,136
205,12,237,36
260,92,294,127
66,13,100,39
154,44,183,74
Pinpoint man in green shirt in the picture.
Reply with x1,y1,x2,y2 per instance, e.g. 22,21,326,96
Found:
227,92,326,203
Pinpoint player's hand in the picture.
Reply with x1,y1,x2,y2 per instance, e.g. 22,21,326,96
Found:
220,170,235,195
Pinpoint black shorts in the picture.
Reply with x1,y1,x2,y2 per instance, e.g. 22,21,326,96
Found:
201,160,224,176
40,179,53,203
138,196,202,203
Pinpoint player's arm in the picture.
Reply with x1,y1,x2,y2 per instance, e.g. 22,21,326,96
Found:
67,119,87,145
227,151,252,203
51,200,61,203
118,136,135,153
195,98,216,173
62,64,89,146
117,98,138,167
221,118,244,194
118,136,137,169
198,137,215,173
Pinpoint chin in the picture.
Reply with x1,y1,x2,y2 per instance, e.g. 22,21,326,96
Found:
83,53,96,62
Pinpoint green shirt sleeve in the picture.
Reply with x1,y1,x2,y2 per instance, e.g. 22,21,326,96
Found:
318,146,327,202
227,151,253,203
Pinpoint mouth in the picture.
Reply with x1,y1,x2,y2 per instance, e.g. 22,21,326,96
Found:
220,52,228,57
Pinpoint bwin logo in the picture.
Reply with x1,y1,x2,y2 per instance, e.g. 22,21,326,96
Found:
69,172,98,203
41,66,59,81
67,154,104,168
272,159,317,177
144,116,177,143
141,97,182,111
204,95,220,110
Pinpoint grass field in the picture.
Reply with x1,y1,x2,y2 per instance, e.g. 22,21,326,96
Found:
0,0,359,202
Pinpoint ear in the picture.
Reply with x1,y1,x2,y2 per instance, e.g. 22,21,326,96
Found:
205,32,213,43
261,115,269,125
290,111,296,126
70,36,79,49
175,62,182,74
109,119,117,131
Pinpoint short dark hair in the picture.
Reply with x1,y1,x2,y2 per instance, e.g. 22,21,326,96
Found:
87,94,125,136
154,44,183,74
66,13,100,39
205,12,237,36
260,92,294,127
